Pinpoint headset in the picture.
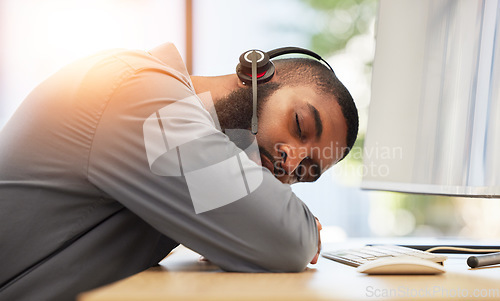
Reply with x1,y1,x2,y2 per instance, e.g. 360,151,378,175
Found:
235,47,334,135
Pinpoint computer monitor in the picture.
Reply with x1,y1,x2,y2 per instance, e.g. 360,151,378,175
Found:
362,0,500,197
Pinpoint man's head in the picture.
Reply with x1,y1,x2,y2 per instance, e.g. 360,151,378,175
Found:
215,58,358,184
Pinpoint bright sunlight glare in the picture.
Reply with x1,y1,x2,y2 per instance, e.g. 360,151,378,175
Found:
1,0,184,125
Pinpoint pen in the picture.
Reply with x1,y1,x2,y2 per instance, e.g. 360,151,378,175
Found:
467,252,500,268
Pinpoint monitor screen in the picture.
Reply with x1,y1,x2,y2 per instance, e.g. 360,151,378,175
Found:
362,0,500,197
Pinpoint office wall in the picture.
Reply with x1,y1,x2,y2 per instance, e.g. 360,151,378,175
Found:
191,0,312,75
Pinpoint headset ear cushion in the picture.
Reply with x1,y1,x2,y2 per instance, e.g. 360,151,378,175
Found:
236,60,275,85
236,50,276,85
236,62,252,84
256,63,275,84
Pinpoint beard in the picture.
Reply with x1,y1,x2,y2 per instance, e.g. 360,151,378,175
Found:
214,82,280,133
214,82,281,175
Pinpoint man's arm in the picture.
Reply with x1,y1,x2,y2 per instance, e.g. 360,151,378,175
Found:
86,66,318,272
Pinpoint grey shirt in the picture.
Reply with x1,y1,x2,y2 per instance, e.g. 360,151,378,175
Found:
0,43,318,301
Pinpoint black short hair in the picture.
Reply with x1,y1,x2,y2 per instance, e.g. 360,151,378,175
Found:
273,58,359,161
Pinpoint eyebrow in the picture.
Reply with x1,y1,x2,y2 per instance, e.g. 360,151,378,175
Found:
307,103,323,140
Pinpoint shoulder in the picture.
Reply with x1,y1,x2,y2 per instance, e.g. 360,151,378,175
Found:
110,43,192,89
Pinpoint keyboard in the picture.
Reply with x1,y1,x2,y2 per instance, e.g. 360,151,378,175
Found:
322,245,447,267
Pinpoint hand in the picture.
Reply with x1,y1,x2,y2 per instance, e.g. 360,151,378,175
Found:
310,217,322,264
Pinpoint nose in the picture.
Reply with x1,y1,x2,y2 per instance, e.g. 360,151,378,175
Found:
278,144,308,175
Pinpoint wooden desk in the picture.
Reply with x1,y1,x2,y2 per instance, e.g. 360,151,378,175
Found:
78,244,500,301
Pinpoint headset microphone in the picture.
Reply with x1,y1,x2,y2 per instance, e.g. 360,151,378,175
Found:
250,51,259,135
236,47,334,135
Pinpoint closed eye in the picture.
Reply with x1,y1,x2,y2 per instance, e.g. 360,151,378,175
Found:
295,113,302,138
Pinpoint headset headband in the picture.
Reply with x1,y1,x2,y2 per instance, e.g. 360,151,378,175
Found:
236,46,334,86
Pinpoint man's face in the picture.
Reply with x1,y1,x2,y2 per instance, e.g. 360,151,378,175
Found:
215,84,348,184
256,85,348,184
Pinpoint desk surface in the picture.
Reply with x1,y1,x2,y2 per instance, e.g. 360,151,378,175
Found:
78,244,500,301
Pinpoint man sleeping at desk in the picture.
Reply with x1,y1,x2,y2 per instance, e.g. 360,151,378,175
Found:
0,43,358,301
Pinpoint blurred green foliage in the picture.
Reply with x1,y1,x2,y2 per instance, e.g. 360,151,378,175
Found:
302,0,377,56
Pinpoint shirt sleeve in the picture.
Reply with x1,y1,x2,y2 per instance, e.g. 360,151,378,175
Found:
86,60,318,273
